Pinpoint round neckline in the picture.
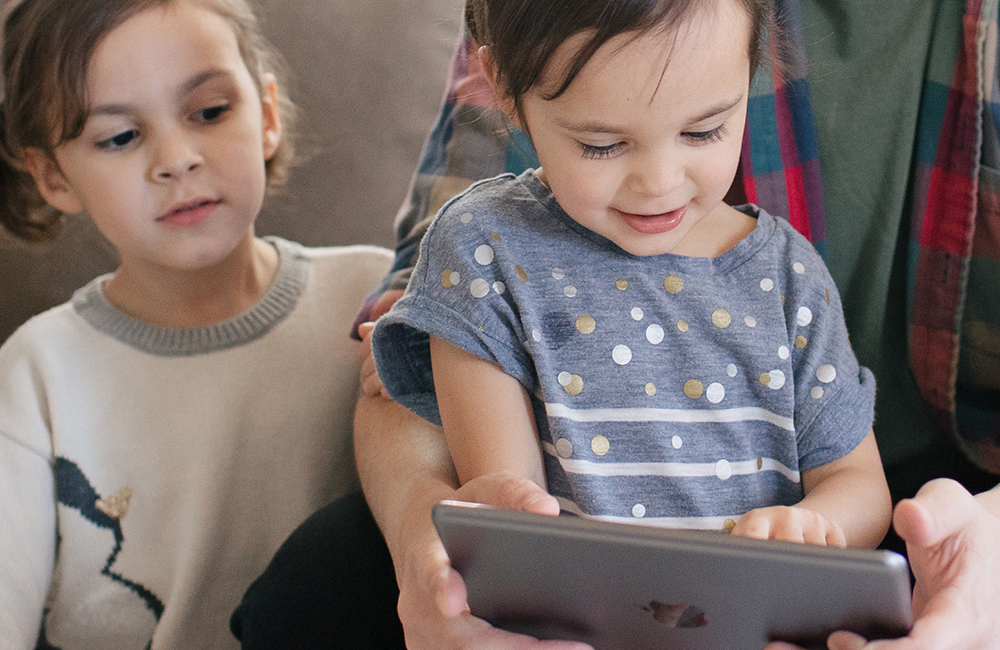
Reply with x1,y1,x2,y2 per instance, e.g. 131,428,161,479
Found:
72,237,309,356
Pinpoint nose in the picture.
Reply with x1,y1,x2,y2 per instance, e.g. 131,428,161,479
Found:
150,128,204,182
627,147,684,198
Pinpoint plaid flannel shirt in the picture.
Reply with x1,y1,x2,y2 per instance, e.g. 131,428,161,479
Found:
359,0,1000,473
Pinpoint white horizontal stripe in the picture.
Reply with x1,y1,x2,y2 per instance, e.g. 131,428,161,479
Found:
544,402,794,431
557,498,737,530
543,443,801,482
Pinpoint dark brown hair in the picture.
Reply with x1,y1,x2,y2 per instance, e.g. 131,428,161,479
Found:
466,0,771,118
0,0,295,242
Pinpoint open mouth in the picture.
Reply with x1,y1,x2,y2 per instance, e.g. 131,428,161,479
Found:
616,205,687,235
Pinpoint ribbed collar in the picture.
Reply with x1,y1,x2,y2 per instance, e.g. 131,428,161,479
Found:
72,237,308,356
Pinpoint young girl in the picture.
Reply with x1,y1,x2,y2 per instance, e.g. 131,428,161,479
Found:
0,0,391,647
372,0,891,548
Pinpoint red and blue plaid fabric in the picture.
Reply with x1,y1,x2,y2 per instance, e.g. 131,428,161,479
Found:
359,0,1000,472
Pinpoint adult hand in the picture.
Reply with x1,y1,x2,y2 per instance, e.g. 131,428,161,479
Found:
394,471,594,650
355,289,404,397
765,478,1000,650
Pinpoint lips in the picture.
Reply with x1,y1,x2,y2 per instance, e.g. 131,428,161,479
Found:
616,205,687,235
156,198,220,227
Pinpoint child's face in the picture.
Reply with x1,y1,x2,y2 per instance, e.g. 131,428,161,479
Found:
517,3,751,257
29,1,281,273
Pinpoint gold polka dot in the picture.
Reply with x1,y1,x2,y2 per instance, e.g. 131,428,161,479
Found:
575,315,596,334
794,335,808,349
515,265,528,282
756,456,763,470
478,325,485,332
683,379,704,399
441,270,455,288
825,288,830,304
759,372,771,386
677,320,689,332
616,279,628,290
664,275,684,294
491,232,502,241
723,518,737,534
645,382,657,396
712,309,732,328
591,435,610,456
781,294,785,306
564,374,584,395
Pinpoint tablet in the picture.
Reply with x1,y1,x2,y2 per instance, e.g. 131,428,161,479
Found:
433,501,913,650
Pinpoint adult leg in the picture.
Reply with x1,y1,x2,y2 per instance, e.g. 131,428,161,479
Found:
230,491,405,649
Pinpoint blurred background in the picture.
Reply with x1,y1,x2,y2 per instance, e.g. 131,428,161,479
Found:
0,0,464,343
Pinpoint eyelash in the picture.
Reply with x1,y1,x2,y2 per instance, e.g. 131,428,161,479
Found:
93,104,231,151
578,124,729,160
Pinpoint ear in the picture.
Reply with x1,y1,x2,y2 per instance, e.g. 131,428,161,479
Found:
477,45,524,131
259,73,282,161
23,148,84,215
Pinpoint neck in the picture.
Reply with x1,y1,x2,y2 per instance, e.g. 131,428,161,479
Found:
103,234,280,328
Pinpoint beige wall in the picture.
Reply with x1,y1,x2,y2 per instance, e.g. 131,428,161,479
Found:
0,0,464,343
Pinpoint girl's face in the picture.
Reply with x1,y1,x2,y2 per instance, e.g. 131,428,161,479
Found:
515,2,751,257
28,1,281,274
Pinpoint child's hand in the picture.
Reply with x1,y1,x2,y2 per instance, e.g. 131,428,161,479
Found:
355,289,404,398
730,505,847,547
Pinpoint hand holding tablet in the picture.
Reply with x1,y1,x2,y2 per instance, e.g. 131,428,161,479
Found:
433,501,913,650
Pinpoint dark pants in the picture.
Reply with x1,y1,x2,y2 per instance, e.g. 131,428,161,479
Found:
230,491,406,649
232,438,996,648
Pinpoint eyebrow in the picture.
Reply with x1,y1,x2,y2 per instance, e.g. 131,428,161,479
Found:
87,68,237,118
553,94,745,135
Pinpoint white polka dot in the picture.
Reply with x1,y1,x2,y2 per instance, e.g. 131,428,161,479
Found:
672,435,683,449
555,438,574,458
760,278,774,292
632,503,647,518
727,363,738,377
706,382,725,404
552,268,565,280
564,285,578,298
460,212,473,223
793,262,806,274
716,459,733,480
796,306,813,326
817,364,837,383
631,307,644,321
745,316,757,327
470,279,490,298
474,245,494,265
612,345,633,365
811,386,825,399
493,281,506,294
646,324,664,345
778,345,790,360
532,329,541,342
766,369,786,390
450,271,461,286
557,372,572,386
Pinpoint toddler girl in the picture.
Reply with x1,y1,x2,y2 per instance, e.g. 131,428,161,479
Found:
373,0,891,548
0,0,391,647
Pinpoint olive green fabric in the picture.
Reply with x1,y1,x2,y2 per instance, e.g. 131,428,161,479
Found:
800,0,949,467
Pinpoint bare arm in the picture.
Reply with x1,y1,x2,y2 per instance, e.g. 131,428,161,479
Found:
430,335,545,488
733,430,892,548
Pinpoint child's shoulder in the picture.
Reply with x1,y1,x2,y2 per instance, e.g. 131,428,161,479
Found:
0,292,90,364
284,238,393,271
750,206,839,301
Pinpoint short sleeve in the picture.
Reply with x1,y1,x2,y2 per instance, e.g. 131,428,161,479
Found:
372,182,535,425
782,237,876,471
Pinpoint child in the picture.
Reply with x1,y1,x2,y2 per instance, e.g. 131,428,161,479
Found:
372,0,891,548
0,0,391,647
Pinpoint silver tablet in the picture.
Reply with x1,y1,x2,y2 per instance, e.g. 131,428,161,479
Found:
432,501,913,650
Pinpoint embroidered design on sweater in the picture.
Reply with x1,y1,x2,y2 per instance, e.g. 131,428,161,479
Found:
53,458,164,620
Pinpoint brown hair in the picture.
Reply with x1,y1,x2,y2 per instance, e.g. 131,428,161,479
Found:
0,0,295,242
466,0,771,119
